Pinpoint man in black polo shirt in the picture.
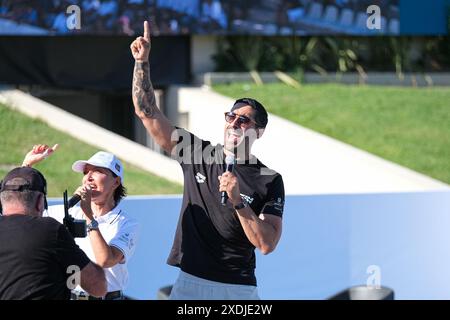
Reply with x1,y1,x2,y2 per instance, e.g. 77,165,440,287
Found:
0,167,106,300
130,21,284,299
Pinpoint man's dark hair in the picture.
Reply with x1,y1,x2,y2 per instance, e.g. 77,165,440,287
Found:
231,98,268,129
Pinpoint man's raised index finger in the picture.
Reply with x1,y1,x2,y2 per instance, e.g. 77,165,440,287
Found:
143,21,150,41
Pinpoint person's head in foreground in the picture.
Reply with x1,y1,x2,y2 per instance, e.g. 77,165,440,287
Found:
0,167,47,217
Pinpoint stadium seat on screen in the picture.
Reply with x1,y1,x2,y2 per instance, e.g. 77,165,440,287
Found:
323,6,338,24
280,26,293,35
287,7,305,22
389,19,399,34
262,23,277,35
339,9,354,28
328,285,394,300
307,3,323,20
355,12,367,31
380,16,387,31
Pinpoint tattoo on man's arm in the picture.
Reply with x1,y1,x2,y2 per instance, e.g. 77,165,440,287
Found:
132,61,157,118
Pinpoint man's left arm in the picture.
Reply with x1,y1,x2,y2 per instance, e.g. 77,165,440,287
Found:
219,172,284,255
235,207,282,255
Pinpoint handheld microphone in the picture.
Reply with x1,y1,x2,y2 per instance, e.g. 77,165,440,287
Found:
67,194,81,208
67,185,90,208
221,154,235,206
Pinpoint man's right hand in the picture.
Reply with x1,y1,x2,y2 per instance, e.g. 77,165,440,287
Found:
130,21,151,62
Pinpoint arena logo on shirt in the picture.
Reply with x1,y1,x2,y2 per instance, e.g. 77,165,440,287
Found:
273,197,284,212
240,193,254,204
195,172,206,183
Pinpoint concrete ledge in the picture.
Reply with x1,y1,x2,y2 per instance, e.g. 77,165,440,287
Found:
195,72,450,87
0,89,183,185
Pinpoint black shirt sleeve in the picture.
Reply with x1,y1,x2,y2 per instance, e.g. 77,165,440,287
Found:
54,224,91,273
261,174,285,218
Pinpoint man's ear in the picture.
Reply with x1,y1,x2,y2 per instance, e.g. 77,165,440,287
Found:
36,193,45,215
256,128,265,139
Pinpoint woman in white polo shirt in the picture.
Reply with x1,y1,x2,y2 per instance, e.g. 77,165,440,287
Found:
22,145,139,300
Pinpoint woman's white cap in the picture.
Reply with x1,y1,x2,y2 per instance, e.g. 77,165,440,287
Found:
72,151,123,182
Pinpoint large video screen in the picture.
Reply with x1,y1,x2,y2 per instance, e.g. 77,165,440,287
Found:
0,0,401,36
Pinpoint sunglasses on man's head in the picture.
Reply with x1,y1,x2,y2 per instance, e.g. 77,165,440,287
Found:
224,112,255,126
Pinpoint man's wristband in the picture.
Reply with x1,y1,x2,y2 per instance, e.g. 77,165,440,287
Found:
234,200,249,210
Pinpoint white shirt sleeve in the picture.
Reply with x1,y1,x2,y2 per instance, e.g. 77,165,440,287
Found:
108,217,139,264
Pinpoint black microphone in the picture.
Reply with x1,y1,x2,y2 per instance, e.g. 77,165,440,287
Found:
221,154,235,206
67,194,81,208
